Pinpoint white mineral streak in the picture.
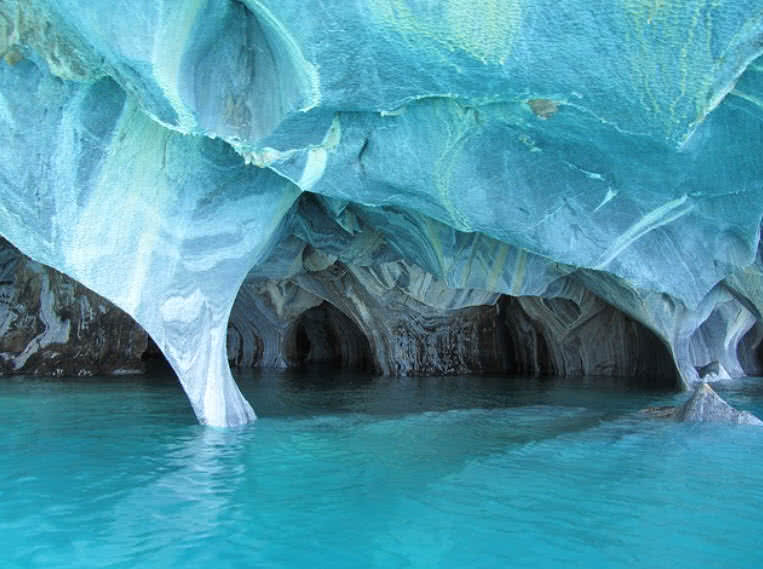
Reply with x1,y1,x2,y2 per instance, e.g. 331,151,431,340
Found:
298,116,341,191
11,270,70,369
594,195,693,270
593,187,618,213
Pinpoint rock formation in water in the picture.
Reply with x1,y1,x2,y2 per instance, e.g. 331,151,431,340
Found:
677,383,763,425
0,1,762,425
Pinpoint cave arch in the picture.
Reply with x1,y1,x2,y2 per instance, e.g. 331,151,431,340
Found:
497,294,680,388
283,302,375,372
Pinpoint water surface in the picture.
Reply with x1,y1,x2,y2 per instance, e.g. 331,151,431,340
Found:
1,370,762,568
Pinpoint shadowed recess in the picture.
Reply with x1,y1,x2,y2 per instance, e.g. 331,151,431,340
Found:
499,295,680,388
283,302,375,372
739,321,763,377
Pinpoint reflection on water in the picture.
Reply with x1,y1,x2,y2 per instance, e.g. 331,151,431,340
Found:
0,370,761,569
236,368,679,418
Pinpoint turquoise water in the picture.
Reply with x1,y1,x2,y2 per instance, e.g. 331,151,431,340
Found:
1,370,763,569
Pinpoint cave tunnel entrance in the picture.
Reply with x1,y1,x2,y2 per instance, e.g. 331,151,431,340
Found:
496,295,680,390
284,302,375,372
738,320,763,376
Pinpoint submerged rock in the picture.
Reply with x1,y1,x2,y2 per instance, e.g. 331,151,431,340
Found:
639,406,678,420
677,383,763,426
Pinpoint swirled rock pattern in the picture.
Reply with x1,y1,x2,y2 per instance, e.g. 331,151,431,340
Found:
0,239,147,376
0,1,762,425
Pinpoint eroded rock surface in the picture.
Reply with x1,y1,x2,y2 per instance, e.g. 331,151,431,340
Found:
0,239,147,376
0,2,762,425
677,383,763,426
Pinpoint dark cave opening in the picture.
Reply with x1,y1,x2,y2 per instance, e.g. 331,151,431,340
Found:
739,321,763,376
284,302,375,372
497,295,680,389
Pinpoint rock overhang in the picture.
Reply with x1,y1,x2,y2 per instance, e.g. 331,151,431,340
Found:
0,0,762,425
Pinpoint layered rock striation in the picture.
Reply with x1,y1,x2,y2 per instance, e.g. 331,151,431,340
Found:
0,239,147,376
0,1,762,425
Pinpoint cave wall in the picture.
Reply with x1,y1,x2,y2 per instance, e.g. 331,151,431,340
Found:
226,278,323,370
1,224,756,393
227,258,680,384
501,293,677,383
8,224,763,393
738,322,763,377
283,302,373,371
0,239,148,376
0,1,762,424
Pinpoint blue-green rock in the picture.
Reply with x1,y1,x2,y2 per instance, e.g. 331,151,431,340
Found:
0,1,761,425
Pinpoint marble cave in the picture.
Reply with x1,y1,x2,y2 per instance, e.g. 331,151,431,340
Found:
1,0,762,427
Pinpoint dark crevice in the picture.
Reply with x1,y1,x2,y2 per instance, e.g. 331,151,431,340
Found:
357,138,369,175
141,335,174,375
739,320,763,376
284,302,374,372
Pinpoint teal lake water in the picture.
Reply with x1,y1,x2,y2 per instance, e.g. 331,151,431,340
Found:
1,370,763,568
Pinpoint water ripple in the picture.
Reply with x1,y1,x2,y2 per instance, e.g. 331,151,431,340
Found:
1,373,762,568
